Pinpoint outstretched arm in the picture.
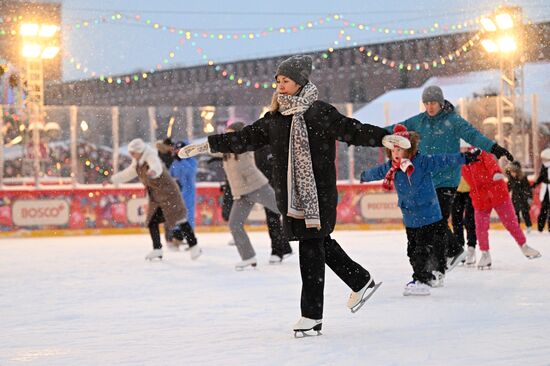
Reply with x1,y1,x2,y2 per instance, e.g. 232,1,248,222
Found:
324,104,389,147
111,161,137,183
208,118,270,154
419,153,466,173
360,161,392,182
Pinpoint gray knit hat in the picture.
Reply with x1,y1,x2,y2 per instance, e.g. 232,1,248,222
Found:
422,85,444,105
275,55,313,86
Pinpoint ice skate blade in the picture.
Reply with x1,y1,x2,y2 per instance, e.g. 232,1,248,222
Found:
145,256,162,261
294,323,322,338
477,264,492,270
294,330,322,338
403,291,430,296
526,253,542,259
350,282,382,313
235,263,257,271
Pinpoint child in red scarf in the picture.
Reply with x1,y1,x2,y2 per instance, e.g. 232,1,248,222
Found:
362,125,479,296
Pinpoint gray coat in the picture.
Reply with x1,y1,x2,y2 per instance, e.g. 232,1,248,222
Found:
222,151,269,199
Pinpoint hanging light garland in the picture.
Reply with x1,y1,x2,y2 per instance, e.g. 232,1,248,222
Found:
66,28,484,90
64,11,484,41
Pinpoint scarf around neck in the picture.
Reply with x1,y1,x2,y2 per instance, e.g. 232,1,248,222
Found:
278,82,320,229
383,158,415,191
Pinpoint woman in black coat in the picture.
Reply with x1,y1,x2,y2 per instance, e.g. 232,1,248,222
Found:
179,55,388,336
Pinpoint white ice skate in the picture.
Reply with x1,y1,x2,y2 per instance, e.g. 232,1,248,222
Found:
347,278,382,313
145,249,163,261
189,245,202,260
477,251,492,270
293,317,322,338
429,271,445,288
521,244,541,259
465,246,476,266
235,257,257,271
403,280,430,296
446,248,467,272
269,255,282,264
526,226,532,234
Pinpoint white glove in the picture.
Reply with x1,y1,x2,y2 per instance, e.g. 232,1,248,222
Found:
493,173,505,181
382,134,411,149
177,142,210,158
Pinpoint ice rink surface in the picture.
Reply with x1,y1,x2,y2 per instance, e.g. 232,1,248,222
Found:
1,229,549,365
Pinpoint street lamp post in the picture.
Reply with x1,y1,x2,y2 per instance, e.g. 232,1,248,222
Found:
480,6,526,165
20,23,60,187
481,6,529,163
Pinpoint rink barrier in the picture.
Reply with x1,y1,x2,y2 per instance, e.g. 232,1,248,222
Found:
0,182,543,238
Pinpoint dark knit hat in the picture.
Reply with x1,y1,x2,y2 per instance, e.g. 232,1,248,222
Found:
275,55,313,86
422,85,444,105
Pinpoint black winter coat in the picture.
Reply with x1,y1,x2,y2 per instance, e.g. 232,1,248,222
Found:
208,100,388,241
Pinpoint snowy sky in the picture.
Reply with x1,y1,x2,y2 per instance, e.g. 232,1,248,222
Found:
59,0,550,81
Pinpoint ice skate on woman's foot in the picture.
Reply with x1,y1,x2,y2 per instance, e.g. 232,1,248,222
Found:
477,250,492,270
189,245,202,260
446,247,467,272
428,271,445,288
465,246,476,266
521,244,541,259
347,278,382,313
293,317,322,338
235,257,257,271
403,280,430,296
145,249,163,261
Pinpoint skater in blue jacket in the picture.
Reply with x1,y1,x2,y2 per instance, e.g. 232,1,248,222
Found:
361,125,480,296
170,140,198,228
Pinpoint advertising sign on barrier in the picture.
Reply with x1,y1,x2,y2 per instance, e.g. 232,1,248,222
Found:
13,199,70,226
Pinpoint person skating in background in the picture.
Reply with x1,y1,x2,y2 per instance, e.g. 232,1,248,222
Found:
386,86,514,271
461,148,541,269
111,138,201,261
361,125,480,296
170,140,198,229
178,55,388,336
157,138,176,170
157,138,178,247
532,148,550,233
506,161,533,233
213,122,289,270
254,144,294,263
452,140,478,266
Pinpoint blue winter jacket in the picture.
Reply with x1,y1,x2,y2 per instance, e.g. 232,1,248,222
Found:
386,100,494,189
170,158,198,227
360,153,466,228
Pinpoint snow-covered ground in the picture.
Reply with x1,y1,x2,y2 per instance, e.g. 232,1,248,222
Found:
1,229,549,365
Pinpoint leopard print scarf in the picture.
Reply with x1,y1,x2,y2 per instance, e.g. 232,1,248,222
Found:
278,82,320,229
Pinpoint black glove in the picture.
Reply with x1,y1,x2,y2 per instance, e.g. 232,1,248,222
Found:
463,149,481,164
491,143,514,161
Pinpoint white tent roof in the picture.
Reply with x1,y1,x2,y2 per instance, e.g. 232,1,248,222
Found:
353,61,550,127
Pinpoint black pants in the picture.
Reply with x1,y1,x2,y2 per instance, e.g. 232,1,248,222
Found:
406,220,448,283
148,208,197,249
538,192,550,232
299,235,370,320
451,191,477,247
436,187,462,257
265,208,292,257
513,200,532,228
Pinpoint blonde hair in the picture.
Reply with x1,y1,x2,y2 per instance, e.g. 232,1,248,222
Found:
269,92,279,113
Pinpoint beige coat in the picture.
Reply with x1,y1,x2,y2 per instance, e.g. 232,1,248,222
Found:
222,152,269,199
111,145,186,227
